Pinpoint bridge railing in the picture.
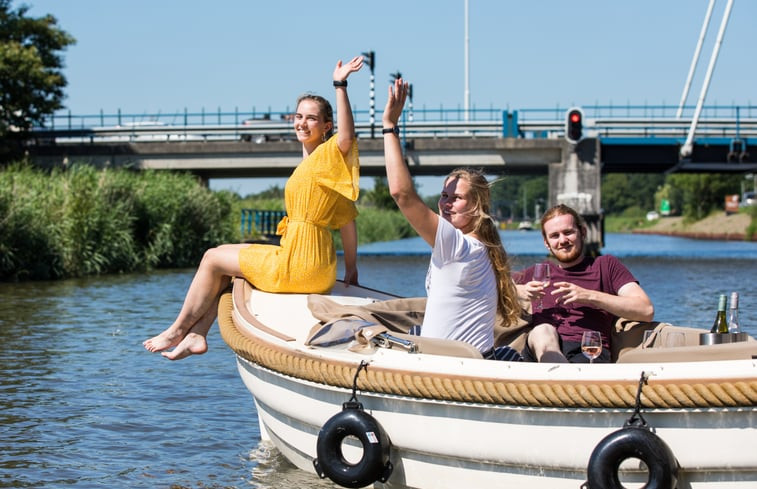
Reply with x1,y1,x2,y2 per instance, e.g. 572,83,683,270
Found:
515,104,757,120
31,104,757,144
36,106,505,131
240,209,286,239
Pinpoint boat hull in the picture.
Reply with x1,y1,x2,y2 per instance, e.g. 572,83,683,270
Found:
219,280,757,488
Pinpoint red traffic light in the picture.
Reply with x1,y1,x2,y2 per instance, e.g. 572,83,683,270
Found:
565,108,583,143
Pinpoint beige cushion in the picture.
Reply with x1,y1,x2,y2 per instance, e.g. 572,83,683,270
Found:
615,322,757,363
307,295,483,358
375,331,484,359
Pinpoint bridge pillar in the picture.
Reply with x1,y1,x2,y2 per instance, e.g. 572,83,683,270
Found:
548,138,604,255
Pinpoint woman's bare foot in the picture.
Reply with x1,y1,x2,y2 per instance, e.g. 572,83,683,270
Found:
160,332,208,361
142,329,184,353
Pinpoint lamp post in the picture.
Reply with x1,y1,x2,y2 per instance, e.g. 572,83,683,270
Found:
362,50,375,138
408,83,414,123
464,0,470,122
390,71,412,124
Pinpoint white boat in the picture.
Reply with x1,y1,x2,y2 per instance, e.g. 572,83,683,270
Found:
518,220,534,231
218,277,757,489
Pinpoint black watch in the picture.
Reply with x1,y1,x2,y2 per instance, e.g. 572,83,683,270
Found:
382,126,399,136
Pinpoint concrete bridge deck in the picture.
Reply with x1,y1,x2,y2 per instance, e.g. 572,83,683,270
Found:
28,138,569,180
26,135,756,182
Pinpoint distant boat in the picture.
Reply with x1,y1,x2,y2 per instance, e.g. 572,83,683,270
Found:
518,220,534,231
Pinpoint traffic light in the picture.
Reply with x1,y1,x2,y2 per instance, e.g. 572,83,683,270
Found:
565,107,583,143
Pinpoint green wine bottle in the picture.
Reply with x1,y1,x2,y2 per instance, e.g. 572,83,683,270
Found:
710,294,728,334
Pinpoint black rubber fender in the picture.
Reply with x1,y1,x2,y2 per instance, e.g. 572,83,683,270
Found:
313,408,393,488
586,426,678,489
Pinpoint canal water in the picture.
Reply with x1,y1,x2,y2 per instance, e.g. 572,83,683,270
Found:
1,232,756,488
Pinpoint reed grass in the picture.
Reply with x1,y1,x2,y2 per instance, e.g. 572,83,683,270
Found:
351,206,416,245
0,163,236,281
1,162,418,281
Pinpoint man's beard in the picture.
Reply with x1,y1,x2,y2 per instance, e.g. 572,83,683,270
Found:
551,240,583,264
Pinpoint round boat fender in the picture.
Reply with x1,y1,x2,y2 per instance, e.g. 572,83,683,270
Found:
313,402,393,488
586,425,678,489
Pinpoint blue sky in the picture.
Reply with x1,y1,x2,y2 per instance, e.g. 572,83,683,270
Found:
22,0,756,195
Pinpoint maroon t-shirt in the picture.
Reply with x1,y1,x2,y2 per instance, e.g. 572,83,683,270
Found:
514,255,638,348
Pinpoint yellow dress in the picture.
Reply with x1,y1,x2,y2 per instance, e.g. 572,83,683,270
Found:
238,135,359,294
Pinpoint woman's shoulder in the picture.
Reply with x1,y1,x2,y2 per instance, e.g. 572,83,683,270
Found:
312,135,357,164
436,218,487,257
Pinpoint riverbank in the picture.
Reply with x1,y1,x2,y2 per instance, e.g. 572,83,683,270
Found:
633,211,754,241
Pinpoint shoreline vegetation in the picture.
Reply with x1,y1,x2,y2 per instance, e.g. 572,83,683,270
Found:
1,164,755,281
630,212,755,241
506,212,755,241
0,164,238,281
607,209,756,242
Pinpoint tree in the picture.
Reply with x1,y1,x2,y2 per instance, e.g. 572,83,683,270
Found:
0,1,75,158
601,173,664,215
664,173,741,221
490,174,548,221
363,176,431,211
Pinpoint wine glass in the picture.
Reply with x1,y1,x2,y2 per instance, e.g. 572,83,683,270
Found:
581,331,602,364
532,263,551,311
642,330,656,349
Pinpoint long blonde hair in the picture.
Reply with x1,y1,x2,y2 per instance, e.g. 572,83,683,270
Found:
445,168,521,326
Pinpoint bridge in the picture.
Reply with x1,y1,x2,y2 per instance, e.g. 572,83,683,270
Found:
27,104,757,176
25,104,756,255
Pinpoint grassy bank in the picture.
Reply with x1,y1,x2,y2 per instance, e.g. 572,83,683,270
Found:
1,164,416,281
607,206,757,240
1,163,237,280
11,162,749,283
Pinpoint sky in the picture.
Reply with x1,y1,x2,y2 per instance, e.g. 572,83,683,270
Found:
21,0,756,196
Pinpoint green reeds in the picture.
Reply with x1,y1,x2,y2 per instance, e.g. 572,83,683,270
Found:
0,163,236,281
1,162,420,281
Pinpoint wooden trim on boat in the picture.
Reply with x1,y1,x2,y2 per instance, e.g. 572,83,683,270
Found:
217,287,757,410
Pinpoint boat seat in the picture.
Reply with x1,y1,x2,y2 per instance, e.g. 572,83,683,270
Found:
306,295,484,359
615,321,757,363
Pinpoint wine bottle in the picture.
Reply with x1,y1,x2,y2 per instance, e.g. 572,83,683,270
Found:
710,294,728,334
728,292,741,334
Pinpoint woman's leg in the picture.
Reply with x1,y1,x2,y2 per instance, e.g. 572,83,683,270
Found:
143,243,247,352
161,294,220,360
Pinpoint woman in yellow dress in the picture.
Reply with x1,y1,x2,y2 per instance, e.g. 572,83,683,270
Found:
143,56,363,360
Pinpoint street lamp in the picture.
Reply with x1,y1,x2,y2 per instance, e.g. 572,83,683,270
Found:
389,71,413,123
408,83,414,123
362,50,375,138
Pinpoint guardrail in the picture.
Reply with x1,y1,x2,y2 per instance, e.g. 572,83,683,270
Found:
240,209,286,238
29,104,757,144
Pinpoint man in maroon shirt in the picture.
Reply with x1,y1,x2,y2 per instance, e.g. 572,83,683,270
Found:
514,205,654,363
